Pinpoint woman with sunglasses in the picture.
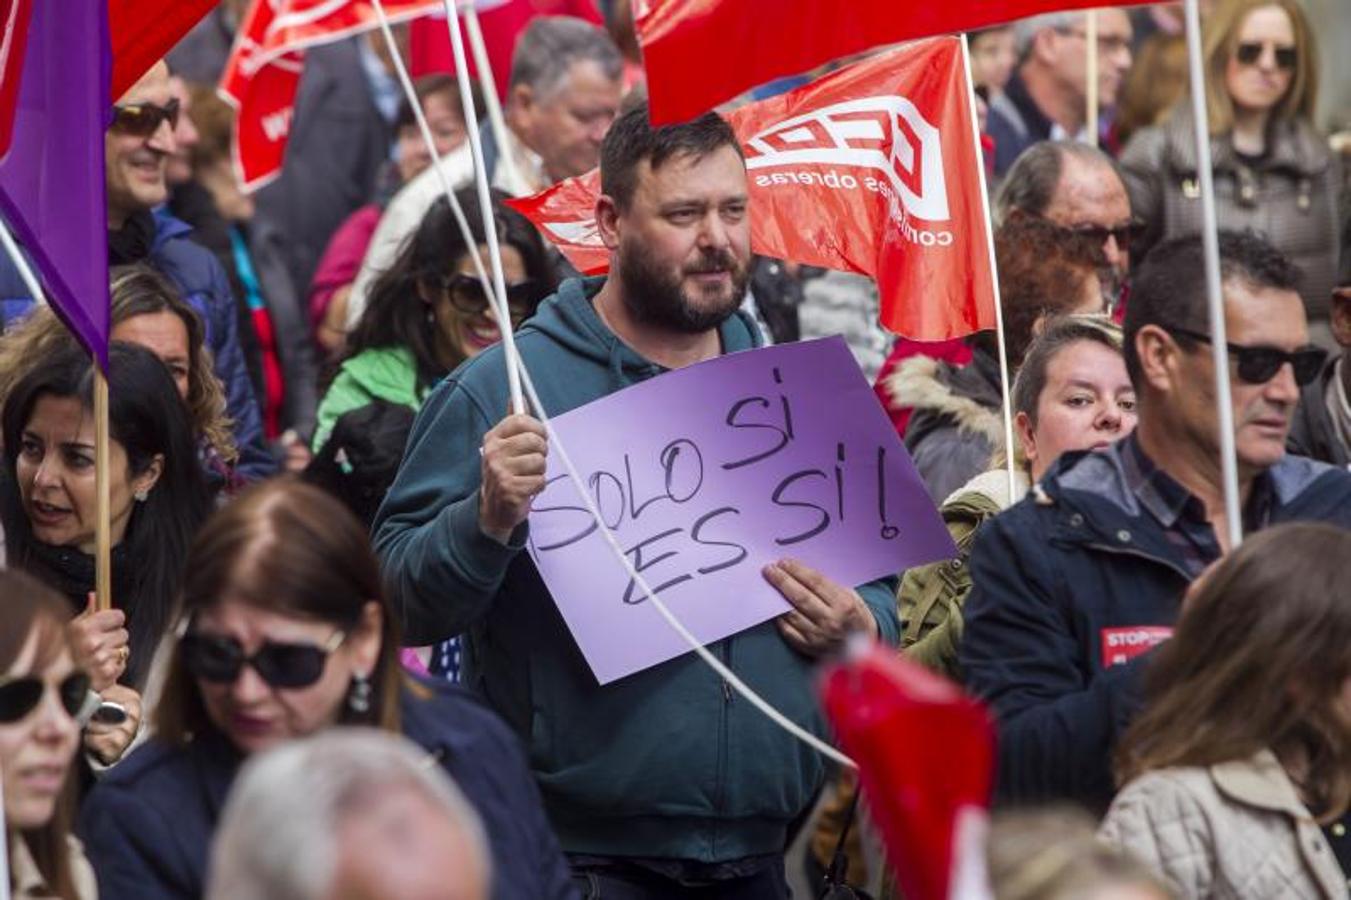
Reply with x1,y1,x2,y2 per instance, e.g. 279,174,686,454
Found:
77,478,573,900
311,187,554,454
1,343,211,766
1102,522,1351,898
1120,0,1342,347
1,570,99,899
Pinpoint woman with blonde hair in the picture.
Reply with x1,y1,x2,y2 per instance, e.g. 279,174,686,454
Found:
1102,522,1351,898
1120,0,1342,345
0,264,244,495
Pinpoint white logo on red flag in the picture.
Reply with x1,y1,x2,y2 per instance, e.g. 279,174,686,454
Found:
743,97,949,222
510,37,996,341
221,0,442,191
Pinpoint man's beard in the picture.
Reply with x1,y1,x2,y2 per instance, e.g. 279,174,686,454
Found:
616,237,750,335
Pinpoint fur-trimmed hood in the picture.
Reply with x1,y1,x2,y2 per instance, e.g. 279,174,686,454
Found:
885,350,1005,448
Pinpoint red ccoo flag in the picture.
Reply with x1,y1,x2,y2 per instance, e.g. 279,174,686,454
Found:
509,37,996,341
635,0,1145,124
220,0,441,190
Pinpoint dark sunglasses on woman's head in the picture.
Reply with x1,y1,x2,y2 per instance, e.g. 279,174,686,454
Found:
110,97,181,136
441,273,543,322
1235,41,1297,70
179,629,346,689
1165,325,1327,385
0,671,93,724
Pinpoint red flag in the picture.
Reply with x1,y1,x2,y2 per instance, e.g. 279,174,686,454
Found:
220,0,441,190
821,644,995,900
108,0,217,99
509,38,996,341
0,0,33,159
635,0,1145,125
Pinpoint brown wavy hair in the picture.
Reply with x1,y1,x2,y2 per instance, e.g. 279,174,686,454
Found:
1202,0,1318,135
0,265,236,464
0,570,82,900
155,478,409,745
1116,522,1351,822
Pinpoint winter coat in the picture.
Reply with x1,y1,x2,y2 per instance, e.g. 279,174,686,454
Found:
1120,106,1343,321
1101,750,1349,899
307,203,382,337
312,345,425,452
372,276,900,863
251,38,394,302
961,438,1351,810
77,679,576,900
893,350,1005,504
797,270,892,380
898,467,1029,681
1289,355,1351,468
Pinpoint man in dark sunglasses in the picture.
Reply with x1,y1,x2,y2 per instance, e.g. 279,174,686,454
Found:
0,57,276,482
1288,239,1351,467
960,231,1351,812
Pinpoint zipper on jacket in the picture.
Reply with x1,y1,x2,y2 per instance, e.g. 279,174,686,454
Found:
711,639,734,859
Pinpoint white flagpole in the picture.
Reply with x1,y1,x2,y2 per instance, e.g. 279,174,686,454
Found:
1182,0,1243,548
1086,9,1099,145
440,0,525,414
369,0,524,414
961,35,1018,499
461,2,526,192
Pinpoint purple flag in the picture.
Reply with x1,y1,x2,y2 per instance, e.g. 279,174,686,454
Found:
0,0,110,368
527,337,958,684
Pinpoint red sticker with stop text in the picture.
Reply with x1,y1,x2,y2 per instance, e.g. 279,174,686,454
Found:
1100,626,1173,668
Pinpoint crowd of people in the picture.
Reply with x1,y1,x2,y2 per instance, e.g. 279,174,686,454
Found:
1,0,1349,898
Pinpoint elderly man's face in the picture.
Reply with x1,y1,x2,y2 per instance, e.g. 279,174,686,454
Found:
1042,156,1134,294
516,59,621,183
106,62,176,228
1044,10,1134,109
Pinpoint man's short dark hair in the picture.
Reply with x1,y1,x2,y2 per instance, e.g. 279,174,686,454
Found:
599,101,742,211
1123,230,1305,386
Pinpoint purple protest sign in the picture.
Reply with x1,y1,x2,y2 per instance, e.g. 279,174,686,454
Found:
527,336,957,684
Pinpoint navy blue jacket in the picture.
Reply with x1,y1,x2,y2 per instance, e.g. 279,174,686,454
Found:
960,443,1351,810
78,680,576,900
0,211,276,483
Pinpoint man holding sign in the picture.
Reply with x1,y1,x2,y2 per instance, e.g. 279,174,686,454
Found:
374,102,898,896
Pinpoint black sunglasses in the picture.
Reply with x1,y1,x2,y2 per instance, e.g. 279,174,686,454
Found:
0,671,93,725
1235,41,1297,70
1063,219,1145,253
1166,325,1327,385
110,97,181,137
441,274,543,322
180,629,346,689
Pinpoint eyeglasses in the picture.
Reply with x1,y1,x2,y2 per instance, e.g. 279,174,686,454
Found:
1235,41,1297,70
1165,325,1327,385
0,671,93,724
441,274,543,323
179,629,347,689
1063,219,1145,253
110,98,181,137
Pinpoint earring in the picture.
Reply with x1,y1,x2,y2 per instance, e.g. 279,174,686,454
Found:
134,489,149,502
348,672,372,714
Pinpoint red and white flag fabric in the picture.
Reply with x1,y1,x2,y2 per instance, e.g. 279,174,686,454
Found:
821,644,995,900
635,0,1146,124
220,0,441,190
509,37,996,341
109,0,217,100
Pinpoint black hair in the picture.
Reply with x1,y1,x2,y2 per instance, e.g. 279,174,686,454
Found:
599,100,742,212
0,341,211,688
343,188,555,392
1123,230,1304,386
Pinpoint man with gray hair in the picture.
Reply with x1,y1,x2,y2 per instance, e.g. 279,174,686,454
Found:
206,728,491,900
988,9,1133,175
994,139,1136,306
346,15,623,325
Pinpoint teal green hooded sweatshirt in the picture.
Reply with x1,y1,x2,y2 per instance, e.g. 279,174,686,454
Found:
373,277,899,862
